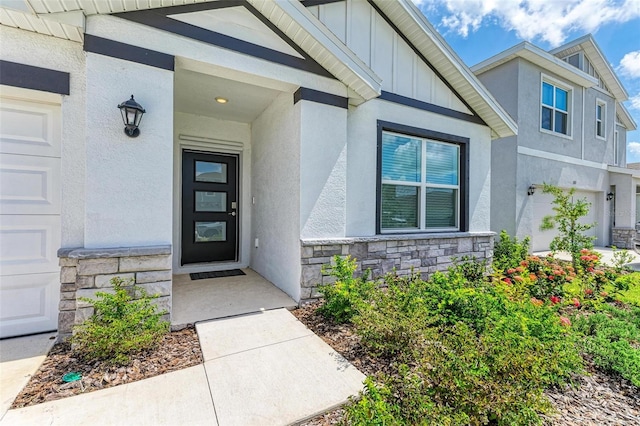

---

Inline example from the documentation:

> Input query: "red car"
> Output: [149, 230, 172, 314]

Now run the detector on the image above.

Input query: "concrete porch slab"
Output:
[199, 309, 365, 426]
[172, 269, 297, 326]
[0, 332, 56, 420]
[0, 365, 216, 426]
[196, 308, 313, 361]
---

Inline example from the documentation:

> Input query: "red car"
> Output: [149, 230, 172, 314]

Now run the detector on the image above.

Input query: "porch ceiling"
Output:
[174, 69, 281, 122]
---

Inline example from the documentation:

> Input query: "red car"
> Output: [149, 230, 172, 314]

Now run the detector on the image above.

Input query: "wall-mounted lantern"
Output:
[117, 95, 146, 137]
[606, 192, 615, 201]
[527, 185, 536, 196]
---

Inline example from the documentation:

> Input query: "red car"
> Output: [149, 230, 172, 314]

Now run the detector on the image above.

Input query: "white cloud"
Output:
[629, 94, 640, 110]
[619, 51, 640, 79]
[418, 0, 640, 47]
[628, 142, 640, 163]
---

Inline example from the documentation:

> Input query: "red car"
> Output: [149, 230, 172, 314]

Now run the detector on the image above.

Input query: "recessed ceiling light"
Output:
[215, 97, 228, 104]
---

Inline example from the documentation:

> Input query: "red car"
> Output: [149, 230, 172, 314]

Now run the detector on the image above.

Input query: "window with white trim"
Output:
[541, 80, 570, 136]
[379, 130, 462, 232]
[596, 100, 606, 139]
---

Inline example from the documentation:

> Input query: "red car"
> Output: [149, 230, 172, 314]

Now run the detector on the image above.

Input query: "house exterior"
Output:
[0, 0, 516, 339]
[472, 36, 637, 252]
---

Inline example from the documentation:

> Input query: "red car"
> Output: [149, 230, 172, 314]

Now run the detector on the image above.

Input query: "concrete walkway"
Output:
[0, 309, 365, 426]
[534, 246, 640, 267]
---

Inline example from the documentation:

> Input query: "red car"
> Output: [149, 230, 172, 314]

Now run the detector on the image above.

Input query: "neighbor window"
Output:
[596, 100, 606, 139]
[541, 80, 570, 136]
[379, 129, 463, 232]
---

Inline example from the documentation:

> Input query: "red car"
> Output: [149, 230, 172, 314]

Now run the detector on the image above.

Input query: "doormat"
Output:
[190, 269, 246, 280]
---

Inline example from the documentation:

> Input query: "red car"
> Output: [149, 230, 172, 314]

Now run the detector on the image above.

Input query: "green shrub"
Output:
[450, 255, 488, 285]
[71, 277, 169, 365]
[316, 255, 374, 324]
[493, 230, 531, 272]
[572, 304, 640, 386]
[611, 246, 635, 273]
[348, 268, 583, 425]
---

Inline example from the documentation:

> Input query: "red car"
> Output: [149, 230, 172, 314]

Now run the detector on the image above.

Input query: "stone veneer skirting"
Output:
[612, 228, 636, 249]
[57, 245, 172, 341]
[300, 232, 495, 301]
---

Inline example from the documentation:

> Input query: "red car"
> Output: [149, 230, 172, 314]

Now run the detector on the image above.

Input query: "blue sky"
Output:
[413, 0, 640, 163]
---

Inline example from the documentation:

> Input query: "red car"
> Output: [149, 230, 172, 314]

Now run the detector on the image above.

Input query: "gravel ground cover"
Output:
[11, 326, 202, 408]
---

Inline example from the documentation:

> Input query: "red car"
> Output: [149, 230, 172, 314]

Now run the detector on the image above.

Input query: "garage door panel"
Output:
[1, 216, 61, 276]
[0, 273, 59, 337]
[533, 190, 597, 252]
[0, 98, 61, 157]
[0, 154, 61, 215]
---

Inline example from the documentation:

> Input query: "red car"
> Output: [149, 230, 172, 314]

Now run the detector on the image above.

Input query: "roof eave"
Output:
[473, 42, 598, 88]
[617, 102, 638, 131]
[373, 0, 517, 139]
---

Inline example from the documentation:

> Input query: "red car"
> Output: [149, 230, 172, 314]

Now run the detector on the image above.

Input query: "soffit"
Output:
[472, 42, 598, 89]
[550, 35, 628, 101]
[372, 0, 517, 139]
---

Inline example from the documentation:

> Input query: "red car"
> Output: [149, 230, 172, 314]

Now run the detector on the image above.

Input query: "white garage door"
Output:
[532, 190, 597, 252]
[1, 94, 61, 338]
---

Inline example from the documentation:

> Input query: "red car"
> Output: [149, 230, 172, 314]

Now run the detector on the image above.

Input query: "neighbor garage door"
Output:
[0, 94, 61, 338]
[532, 190, 597, 252]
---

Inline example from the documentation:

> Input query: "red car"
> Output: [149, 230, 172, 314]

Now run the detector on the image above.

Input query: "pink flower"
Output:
[550, 296, 561, 305]
[572, 298, 580, 307]
[600, 291, 608, 298]
[503, 277, 512, 285]
[559, 316, 571, 327]
[584, 289, 593, 295]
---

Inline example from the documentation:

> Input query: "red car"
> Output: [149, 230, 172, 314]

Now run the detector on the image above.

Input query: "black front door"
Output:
[182, 150, 238, 265]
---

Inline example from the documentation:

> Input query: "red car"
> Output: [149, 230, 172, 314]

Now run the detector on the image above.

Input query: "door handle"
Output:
[229, 211, 236, 216]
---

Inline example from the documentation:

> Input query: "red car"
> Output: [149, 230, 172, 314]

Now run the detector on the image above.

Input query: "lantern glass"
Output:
[117, 95, 145, 138]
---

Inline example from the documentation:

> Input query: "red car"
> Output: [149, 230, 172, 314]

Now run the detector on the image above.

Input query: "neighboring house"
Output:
[0, 0, 516, 339]
[472, 35, 638, 252]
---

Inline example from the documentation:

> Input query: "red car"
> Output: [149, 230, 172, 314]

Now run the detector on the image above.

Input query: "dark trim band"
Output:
[114, 1, 334, 79]
[301, 0, 346, 6]
[380, 91, 485, 125]
[294, 87, 348, 109]
[367, 0, 482, 121]
[83, 35, 175, 71]
[0, 61, 70, 95]
[376, 120, 469, 234]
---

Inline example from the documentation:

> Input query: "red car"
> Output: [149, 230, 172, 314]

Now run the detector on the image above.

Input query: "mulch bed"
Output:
[11, 326, 202, 409]
[293, 302, 640, 426]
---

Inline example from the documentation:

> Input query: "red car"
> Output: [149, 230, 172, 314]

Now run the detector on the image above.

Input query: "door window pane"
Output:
[195, 191, 226, 212]
[381, 133, 421, 182]
[195, 222, 226, 242]
[426, 188, 456, 228]
[195, 161, 227, 183]
[426, 142, 458, 185]
[381, 184, 418, 229]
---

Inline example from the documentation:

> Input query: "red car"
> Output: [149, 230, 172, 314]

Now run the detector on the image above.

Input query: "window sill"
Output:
[539, 127, 573, 141]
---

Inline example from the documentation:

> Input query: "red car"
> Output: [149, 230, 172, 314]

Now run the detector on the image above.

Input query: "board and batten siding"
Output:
[308, 0, 471, 115]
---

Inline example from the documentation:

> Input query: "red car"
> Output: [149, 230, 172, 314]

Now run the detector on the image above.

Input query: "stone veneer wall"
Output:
[300, 232, 495, 301]
[57, 245, 172, 341]
[612, 228, 636, 249]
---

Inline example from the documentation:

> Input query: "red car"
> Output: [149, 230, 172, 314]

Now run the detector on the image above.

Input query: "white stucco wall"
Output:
[172, 112, 252, 272]
[85, 14, 345, 98]
[299, 101, 348, 238]
[251, 91, 301, 301]
[0, 25, 86, 248]
[346, 99, 493, 235]
[84, 53, 173, 248]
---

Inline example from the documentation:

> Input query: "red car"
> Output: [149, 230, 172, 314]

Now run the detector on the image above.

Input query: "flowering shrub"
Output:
[501, 255, 576, 300]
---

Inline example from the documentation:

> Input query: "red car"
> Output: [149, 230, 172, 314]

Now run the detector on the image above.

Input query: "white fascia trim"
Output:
[550, 35, 628, 101]
[473, 42, 598, 88]
[386, 0, 517, 138]
[608, 165, 640, 178]
[618, 102, 638, 130]
[247, 0, 381, 102]
[518, 146, 607, 170]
